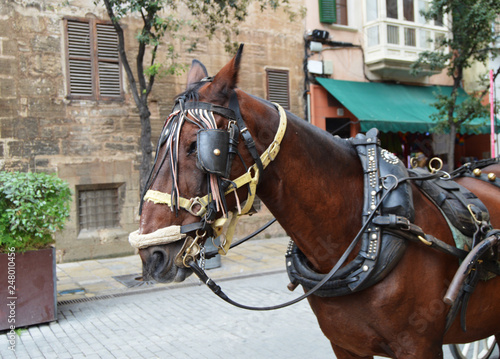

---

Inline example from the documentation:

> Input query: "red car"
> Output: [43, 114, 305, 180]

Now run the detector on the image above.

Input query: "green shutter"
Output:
[319, 0, 336, 24]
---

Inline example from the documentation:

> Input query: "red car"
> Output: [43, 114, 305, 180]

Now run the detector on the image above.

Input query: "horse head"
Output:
[131, 45, 285, 283]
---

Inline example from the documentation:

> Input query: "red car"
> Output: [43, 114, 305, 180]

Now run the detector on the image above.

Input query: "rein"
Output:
[188, 177, 401, 311]
[189, 167, 492, 311]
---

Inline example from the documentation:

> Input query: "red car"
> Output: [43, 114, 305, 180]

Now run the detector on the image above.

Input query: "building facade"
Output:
[0, 0, 302, 261]
[304, 0, 492, 168]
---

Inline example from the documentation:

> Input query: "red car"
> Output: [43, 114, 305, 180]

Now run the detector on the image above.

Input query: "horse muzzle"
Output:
[139, 243, 193, 283]
[133, 225, 207, 283]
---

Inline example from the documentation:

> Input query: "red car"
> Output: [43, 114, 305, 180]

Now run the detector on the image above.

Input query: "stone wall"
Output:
[0, 0, 299, 262]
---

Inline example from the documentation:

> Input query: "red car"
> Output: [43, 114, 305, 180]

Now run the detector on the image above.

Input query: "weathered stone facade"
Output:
[0, 0, 301, 261]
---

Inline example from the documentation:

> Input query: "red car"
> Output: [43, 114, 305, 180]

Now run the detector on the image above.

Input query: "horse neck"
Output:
[254, 109, 365, 273]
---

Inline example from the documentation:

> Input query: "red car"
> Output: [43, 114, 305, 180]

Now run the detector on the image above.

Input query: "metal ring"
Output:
[418, 235, 432, 246]
[382, 174, 398, 190]
[428, 157, 443, 173]
[196, 229, 207, 239]
[215, 234, 227, 254]
[440, 171, 451, 179]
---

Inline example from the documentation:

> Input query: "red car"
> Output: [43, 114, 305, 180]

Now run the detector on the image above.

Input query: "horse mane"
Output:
[175, 81, 206, 102]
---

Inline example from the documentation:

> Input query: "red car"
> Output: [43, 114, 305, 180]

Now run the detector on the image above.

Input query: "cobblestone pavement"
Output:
[54, 237, 290, 301]
[1, 236, 498, 358]
[3, 272, 334, 358]
[2, 270, 496, 359]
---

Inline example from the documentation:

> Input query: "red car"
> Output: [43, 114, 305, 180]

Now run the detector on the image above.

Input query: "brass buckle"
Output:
[187, 197, 207, 217]
[267, 140, 280, 162]
[182, 230, 206, 267]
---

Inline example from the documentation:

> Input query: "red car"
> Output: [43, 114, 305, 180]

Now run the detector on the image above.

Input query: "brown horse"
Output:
[134, 46, 500, 358]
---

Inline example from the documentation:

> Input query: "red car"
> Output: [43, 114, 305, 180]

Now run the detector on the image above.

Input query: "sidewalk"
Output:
[56, 236, 291, 303]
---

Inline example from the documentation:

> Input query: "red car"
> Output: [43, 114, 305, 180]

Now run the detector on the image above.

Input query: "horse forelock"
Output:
[176, 82, 204, 103]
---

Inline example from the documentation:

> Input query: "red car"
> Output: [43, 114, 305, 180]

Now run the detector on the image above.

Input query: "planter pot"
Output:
[0, 247, 57, 331]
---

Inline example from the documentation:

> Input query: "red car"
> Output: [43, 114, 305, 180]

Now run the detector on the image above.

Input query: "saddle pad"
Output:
[410, 168, 489, 238]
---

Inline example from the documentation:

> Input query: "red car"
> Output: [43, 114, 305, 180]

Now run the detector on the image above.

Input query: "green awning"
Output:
[316, 78, 495, 134]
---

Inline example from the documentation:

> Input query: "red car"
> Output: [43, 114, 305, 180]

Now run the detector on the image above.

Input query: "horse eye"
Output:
[187, 141, 197, 156]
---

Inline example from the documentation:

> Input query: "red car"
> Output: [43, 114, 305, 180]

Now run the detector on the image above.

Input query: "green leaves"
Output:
[414, 0, 499, 78]
[0, 172, 72, 253]
[411, 0, 499, 168]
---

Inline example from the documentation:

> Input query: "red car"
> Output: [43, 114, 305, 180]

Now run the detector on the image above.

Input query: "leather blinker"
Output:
[197, 129, 230, 177]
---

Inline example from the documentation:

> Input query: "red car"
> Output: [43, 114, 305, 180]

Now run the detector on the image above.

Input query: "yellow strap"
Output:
[210, 211, 242, 255]
[220, 212, 240, 255]
[260, 103, 287, 168]
[144, 190, 209, 217]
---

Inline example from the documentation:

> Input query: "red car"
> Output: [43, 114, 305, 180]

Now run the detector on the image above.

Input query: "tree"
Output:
[411, 0, 500, 170]
[97, 0, 301, 192]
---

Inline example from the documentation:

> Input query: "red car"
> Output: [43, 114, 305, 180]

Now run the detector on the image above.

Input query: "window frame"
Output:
[266, 69, 290, 110]
[64, 17, 123, 101]
[76, 183, 123, 233]
[335, 0, 348, 26]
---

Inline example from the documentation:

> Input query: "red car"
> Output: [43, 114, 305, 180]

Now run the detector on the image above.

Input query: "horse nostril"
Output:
[150, 250, 168, 275]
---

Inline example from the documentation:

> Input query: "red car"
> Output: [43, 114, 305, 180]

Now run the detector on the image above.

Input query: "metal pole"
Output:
[490, 69, 495, 158]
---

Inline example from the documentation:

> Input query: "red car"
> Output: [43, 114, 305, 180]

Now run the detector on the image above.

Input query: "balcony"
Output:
[364, 19, 448, 80]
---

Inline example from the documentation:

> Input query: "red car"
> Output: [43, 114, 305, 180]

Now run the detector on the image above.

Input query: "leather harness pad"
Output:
[410, 168, 490, 237]
[197, 129, 230, 177]
[286, 128, 413, 296]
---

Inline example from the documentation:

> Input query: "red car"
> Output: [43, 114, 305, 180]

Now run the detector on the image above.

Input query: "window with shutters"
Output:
[319, 0, 348, 25]
[65, 18, 122, 100]
[266, 69, 290, 110]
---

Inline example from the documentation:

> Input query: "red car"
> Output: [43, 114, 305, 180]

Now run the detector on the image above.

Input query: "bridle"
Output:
[129, 89, 288, 268]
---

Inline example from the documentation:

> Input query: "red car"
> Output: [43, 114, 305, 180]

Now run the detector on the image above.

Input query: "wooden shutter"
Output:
[67, 20, 94, 97]
[65, 18, 122, 100]
[96, 23, 122, 98]
[319, 0, 337, 24]
[266, 69, 290, 110]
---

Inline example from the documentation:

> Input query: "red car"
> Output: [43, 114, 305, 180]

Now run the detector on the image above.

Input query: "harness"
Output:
[129, 91, 288, 266]
[287, 129, 413, 296]
[130, 91, 499, 321]
[285, 130, 499, 329]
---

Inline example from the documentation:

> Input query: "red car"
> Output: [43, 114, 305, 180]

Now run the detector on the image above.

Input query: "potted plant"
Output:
[0, 171, 71, 331]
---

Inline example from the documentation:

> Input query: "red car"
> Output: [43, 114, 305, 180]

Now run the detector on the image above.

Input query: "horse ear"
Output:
[208, 44, 244, 96]
[186, 59, 208, 89]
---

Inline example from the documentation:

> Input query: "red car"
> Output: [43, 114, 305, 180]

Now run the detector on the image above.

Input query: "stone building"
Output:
[0, 0, 303, 261]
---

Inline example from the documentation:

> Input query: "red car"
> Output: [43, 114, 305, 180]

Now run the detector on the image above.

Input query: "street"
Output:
[1, 271, 497, 358]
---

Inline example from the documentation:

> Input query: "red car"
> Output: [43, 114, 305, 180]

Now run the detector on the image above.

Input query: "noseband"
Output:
[129, 91, 287, 266]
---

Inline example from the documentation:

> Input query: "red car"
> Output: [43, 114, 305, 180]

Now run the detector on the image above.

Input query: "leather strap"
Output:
[349, 128, 383, 290]
[229, 92, 264, 182]
[173, 100, 237, 122]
